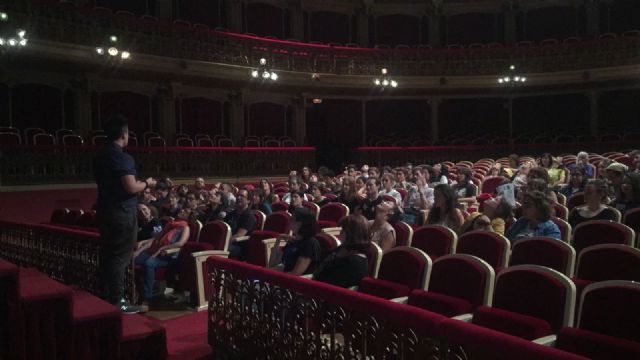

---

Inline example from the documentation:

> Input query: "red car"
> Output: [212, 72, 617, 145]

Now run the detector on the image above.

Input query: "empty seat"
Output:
[456, 231, 510, 270]
[408, 254, 494, 318]
[315, 232, 341, 261]
[410, 225, 457, 260]
[510, 237, 576, 276]
[317, 203, 349, 229]
[472, 265, 576, 342]
[480, 176, 508, 194]
[571, 220, 634, 256]
[358, 247, 431, 300]
[302, 202, 320, 220]
[0, 132, 21, 145]
[572, 244, 640, 295]
[391, 221, 413, 247]
[33, 133, 55, 146]
[147, 137, 166, 147]
[63, 134, 84, 146]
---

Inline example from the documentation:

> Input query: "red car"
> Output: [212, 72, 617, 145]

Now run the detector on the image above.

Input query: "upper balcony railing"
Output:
[6, 3, 640, 77]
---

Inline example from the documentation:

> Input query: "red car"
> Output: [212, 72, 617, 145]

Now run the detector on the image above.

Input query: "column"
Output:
[588, 91, 600, 136]
[293, 98, 306, 145]
[154, 0, 172, 19]
[156, 85, 175, 141]
[504, 8, 517, 44]
[60, 89, 66, 129]
[289, 2, 304, 40]
[229, 92, 245, 144]
[226, 0, 243, 32]
[361, 100, 367, 146]
[584, 0, 600, 37]
[430, 97, 440, 141]
[356, 8, 369, 47]
[428, 14, 440, 47]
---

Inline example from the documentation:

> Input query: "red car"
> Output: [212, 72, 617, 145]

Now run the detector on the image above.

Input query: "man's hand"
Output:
[146, 177, 157, 188]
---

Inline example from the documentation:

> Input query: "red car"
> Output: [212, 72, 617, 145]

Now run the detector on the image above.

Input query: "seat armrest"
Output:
[532, 335, 557, 346]
[348, 286, 358, 291]
[300, 274, 313, 279]
[192, 250, 229, 311]
[452, 313, 473, 322]
[164, 248, 180, 255]
[390, 296, 408, 304]
[234, 235, 249, 242]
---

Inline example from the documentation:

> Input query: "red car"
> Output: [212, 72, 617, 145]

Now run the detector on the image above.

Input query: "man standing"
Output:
[94, 115, 156, 313]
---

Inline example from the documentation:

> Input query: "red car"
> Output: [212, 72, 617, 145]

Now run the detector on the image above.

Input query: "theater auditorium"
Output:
[1, 0, 640, 359]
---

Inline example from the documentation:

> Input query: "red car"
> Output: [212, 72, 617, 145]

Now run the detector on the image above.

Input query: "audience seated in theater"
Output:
[140, 185, 156, 205]
[199, 189, 228, 222]
[337, 176, 360, 213]
[300, 166, 312, 184]
[461, 196, 513, 236]
[505, 153, 520, 178]
[193, 177, 206, 192]
[278, 208, 321, 276]
[137, 203, 163, 242]
[309, 183, 330, 207]
[251, 188, 272, 215]
[611, 172, 640, 214]
[281, 177, 310, 204]
[548, 156, 567, 188]
[506, 190, 561, 243]
[527, 168, 559, 204]
[606, 162, 628, 204]
[259, 178, 280, 204]
[313, 215, 370, 288]
[453, 168, 477, 205]
[183, 191, 204, 220]
[360, 164, 370, 178]
[521, 178, 559, 211]
[226, 189, 257, 260]
[394, 167, 412, 191]
[512, 161, 533, 190]
[355, 176, 367, 199]
[368, 166, 380, 179]
[161, 191, 182, 218]
[569, 179, 618, 227]
[573, 151, 595, 178]
[560, 167, 587, 198]
[379, 173, 402, 205]
[426, 184, 465, 232]
[317, 166, 337, 192]
[345, 164, 357, 178]
[134, 212, 190, 307]
[402, 167, 434, 224]
[369, 201, 399, 252]
[356, 178, 384, 220]
[150, 181, 170, 210]
[430, 164, 449, 186]
[597, 158, 614, 181]
[288, 190, 306, 212]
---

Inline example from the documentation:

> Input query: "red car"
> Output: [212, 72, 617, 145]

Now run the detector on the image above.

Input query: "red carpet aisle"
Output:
[162, 311, 212, 359]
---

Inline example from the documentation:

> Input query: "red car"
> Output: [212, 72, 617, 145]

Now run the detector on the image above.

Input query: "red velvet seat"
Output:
[0, 132, 21, 145]
[391, 221, 413, 247]
[252, 209, 266, 230]
[471, 265, 576, 342]
[556, 281, 640, 359]
[410, 225, 457, 260]
[317, 202, 349, 230]
[358, 246, 431, 300]
[554, 204, 569, 221]
[510, 237, 576, 276]
[567, 193, 585, 210]
[302, 202, 320, 220]
[315, 232, 340, 261]
[622, 207, 640, 242]
[456, 230, 510, 270]
[571, 220, 634, 256]
[480, 176, 508, 194]
[572, 244, 640, 298]
[246, 212, 292, 267]
[270, 201, 289, 212]
[64, 209, 84, 225]
[77, 210, 97, 228]
[408, 254, 494, 317]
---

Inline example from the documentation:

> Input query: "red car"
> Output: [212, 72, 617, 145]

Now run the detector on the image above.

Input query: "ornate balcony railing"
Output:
[0, 145, 316, 185]
[0, 220, 136, 302]
[5, 3, 640, 77]
[206, 256, 584, 359]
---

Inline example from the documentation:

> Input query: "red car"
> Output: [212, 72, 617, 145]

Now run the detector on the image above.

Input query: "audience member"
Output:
[200, 190, 228, 223]
[605, 162, 628, 202]
[379, 173, 402, 205]
[281, 177, 310, 203]
[279, 208, 321, 275]
[612, 172, 640, 214]
[259, 178, 280, 204]
[338, 176, 360, 213]
[313, 215, 370, 288]
[137, 203, 163, 242]
[402, 168, 434, 224]
[426, 184, 464, 232]
[251, 188, 273, 215]
[560, 167, 587, 198]
[288, 190, 306, 212]
[355, 176, 367, 199]
[368, 166, 380, 179]
[453, 168, 477, 205]
[369, 201, 399, 252]
[506, 191, 561, 243]
[356, 178, 384, 220]
[394, 168, 412, 190]
[309, 183, 330, 207]
[574, 151, 595, 178]
[226, 189, 257, 260]
[569, 179, 618, 227]
[548, 157, 566, 188]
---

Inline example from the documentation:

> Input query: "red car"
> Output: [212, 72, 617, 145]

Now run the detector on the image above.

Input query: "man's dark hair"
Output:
[104, 114, 129, 141]
[155, 181, 169, 192]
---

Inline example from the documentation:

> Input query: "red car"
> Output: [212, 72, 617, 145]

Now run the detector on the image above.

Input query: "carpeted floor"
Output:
[162, 311, 211, 359]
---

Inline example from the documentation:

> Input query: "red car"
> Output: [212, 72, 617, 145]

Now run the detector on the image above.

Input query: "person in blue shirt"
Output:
[506, 190, 561, 243]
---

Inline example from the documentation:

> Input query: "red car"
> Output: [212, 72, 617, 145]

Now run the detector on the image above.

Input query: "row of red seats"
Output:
[0, 258, 167, 360]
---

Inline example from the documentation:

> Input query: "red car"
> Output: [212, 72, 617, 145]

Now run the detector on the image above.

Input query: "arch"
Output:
[376, 14, 420, 46]
[309, 11, 350, 44]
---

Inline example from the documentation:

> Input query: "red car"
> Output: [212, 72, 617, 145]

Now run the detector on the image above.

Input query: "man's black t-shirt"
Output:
[94, 142, 137, 210]
[357, 196, 383, 220]
[138, 218, 163, 241]
[225, 207, 256, 235]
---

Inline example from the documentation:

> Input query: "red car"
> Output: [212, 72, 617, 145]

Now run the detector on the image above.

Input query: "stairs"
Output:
[0, 258, 167, 360]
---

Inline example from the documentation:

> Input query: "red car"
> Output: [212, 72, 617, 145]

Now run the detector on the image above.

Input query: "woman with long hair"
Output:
[426, 184, 464, 232]
[338, 176, 360, 213]
[259, 178, 280, 204]
[369, 201, 400, 252]
[280, 207, 321, 275]
[569, 179, 618, 227]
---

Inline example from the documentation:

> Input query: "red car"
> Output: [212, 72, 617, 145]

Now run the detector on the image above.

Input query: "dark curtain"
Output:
[177, 0, 221, 27]
[376, 15, 420, 46]
[100, 91, 150, 136]
[180, 97, 223, 136]
[12, 83, 63, 133]
[0, 84, 9, 126]
[309, 11, 350, 44]
[605, 0, 640, 33]
[513, 94, 588, 135]
[248, 102, 286, 136]
[525, 6, 577, 41]
[246, 2, 283, 37]
[439, 98, 508, 139]
[447, 13, 497, 45]
[599, 90, 640, 133]
[365, 100, 430, 138]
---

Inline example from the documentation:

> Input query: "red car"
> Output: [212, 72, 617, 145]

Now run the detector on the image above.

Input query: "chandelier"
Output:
[250, 58, 278, 81]
[0, 11, 28, 49]
[95, 35, 131, 60]
[497, 65, 526, 85]
[374, 68, 398, 88]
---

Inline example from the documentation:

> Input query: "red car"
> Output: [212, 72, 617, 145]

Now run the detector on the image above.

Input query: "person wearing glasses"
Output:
[225, 189, 257, 260]
[506, 191, 561, 243]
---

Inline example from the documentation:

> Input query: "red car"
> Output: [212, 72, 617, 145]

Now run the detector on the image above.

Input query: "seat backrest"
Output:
[391, 221, 413, 247]
[315, 232, 340, 261]
[510, 237, 576, 277]
[494, 265, 576, 332]
[365, 242, 383, 278]
[77, 211, 97, 228]
[263, 211, 291, 233]
[377, 246, 431, 290]
[567, 192, 585, 210]
[480, 176, 508, 194]
[302, 202, 320, 220]
[429, 254, 495, 308]
[197, 138, 214, 147]
[176, 137, 193, 147]
[554, 203, 569, 221]
[578, 280, 640, 342]
[189, 220, 203, 242]
[0, 132, 21, 145]
[64, 209, 84, 225]
[270, 202, 289, 213]
[198, 221, 231, 251]
[34, 133, 55, 146]
[572, 220, 635, 256]
[148, 136, 166, 147]
[318, 202, 349, 222]
[575, 244, 640, 282]
[456, 231, 510, 269]
[50, 208, 69, 224]
[622, 207, 640, 234]
[246, 231, 279, 267]
[411, 225, 457, 260]
[396, 188, 407, 201]
[252, 210, 266, 230]
[63, 134, 83, 146]
[550, 217, 572, 242]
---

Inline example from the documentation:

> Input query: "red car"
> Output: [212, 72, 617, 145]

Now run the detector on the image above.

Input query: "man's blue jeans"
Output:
[135, 251, 172, 300]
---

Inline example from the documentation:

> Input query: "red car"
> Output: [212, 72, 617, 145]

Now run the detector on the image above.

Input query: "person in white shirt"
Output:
[379, 173, 402, 205]
[280, 177, 310, 204]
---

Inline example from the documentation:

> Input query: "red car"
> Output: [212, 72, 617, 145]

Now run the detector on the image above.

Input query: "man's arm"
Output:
[121, 175, 156, 195]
